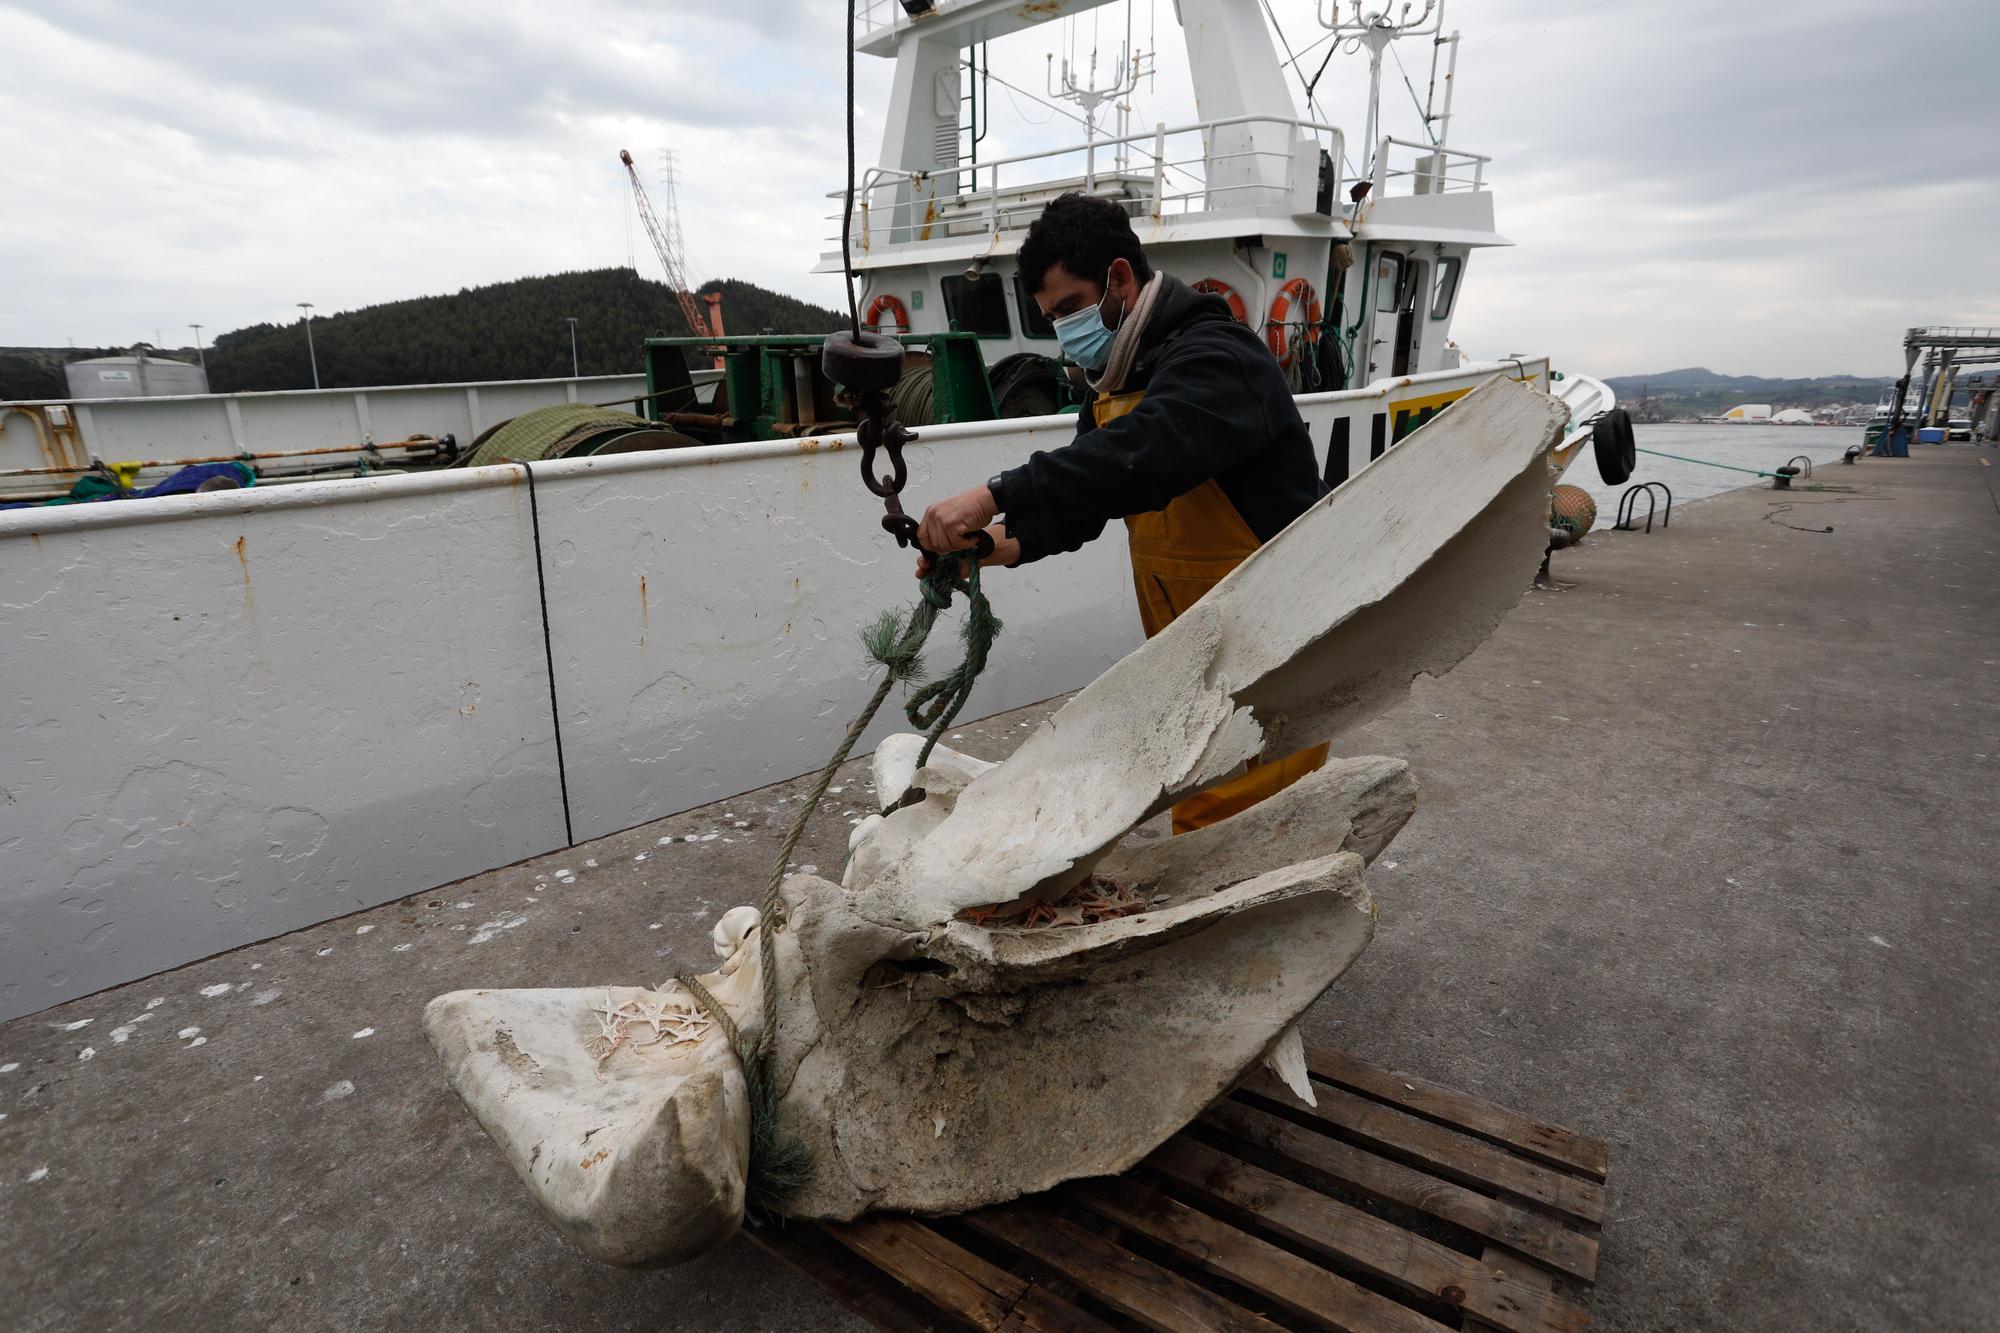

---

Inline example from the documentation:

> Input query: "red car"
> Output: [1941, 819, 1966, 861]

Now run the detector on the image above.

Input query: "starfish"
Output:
[584, 988, 714, 1078]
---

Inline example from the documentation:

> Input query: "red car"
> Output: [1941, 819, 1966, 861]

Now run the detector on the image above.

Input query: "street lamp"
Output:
[189, 324, 207, 379]
[565, 317, 580, 378]
[298, 302, 320, 389]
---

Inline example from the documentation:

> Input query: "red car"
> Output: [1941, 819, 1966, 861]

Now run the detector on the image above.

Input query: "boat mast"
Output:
[1425, 15, 1461, 151]
[1044, 4, 1141, 191]
[1318, 1, 1444, 177]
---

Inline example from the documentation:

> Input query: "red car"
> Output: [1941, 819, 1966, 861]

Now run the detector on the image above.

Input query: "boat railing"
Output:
[826, 115, 1343, 256]
[1907, 326, 2000, 341]
[854, 0, 910, 35]
[1370, 136, 1490, 198]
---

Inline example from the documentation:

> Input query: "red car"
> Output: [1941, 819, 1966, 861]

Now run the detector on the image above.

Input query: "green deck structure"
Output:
[642, 332, 1001, 444]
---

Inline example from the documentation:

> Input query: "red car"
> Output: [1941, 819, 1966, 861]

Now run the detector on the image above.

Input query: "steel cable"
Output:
[841, 0, 861, 336]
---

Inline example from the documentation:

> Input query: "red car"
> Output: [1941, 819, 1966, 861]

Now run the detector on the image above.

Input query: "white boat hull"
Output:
[0, 358, 1558, 1020]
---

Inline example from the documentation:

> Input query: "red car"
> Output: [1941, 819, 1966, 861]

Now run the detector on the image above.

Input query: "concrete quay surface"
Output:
[3, 447, 1996, 1331]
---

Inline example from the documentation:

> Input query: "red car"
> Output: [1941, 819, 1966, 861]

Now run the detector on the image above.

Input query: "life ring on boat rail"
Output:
[1265, 278, 1323, 368]
[1592, 407, 1637, 486]
[1191, 278, 1249, 325]
[864, 294, 910, 333]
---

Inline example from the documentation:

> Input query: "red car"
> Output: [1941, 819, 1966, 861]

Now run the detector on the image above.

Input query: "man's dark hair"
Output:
[1017, 192, 1154, 294]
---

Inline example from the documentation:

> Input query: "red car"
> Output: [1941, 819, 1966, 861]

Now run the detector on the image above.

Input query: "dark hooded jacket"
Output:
[995, 273, 1326, 564]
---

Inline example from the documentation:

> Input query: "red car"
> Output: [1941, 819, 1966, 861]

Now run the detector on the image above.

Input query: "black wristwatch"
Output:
[986, 473, 1010, 515]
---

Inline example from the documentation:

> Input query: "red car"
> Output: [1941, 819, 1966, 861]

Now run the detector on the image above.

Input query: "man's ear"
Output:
[1108, 257, 1137, 304]
[1104, 258, 1138, 323]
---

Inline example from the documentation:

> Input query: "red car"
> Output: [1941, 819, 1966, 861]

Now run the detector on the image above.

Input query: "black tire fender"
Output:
[1594, 408, 1636, 485]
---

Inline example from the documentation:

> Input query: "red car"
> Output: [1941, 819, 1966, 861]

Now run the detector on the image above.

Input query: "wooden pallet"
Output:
[748, 1044, 1610, 1332]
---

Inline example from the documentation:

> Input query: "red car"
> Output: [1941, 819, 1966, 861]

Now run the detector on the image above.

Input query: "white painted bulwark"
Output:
[0, 358, 1548, 1021]
[532, 422, 1139, 843]
[0, 471, 569, 1020]
[0, 373, 650, 474]
[0, 425, 1136, 1021]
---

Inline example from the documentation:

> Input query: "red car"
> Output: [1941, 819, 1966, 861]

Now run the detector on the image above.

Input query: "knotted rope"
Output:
[676, 548, 999, 1218]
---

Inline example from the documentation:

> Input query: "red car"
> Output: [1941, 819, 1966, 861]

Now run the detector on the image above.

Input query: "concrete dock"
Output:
[4, 447, 1996, 1331]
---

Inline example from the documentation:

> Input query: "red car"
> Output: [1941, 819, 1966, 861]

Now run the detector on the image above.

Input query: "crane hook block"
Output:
[823, 329, 905, 393]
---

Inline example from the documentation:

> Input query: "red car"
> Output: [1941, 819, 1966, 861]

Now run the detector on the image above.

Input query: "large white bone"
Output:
[871, 731, 997, 803]
[856, 376, 1569, 930]
[423, 971, 758, 1267]
[425, 377, 1569, 1262]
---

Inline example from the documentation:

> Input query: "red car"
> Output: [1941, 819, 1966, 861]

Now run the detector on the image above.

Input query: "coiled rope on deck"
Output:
[676, 549, 998, 1219]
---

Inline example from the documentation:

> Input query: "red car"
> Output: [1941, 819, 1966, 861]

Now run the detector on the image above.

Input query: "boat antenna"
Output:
[1046, 6, 1141, 192]
[1317, 1, 1444, 178]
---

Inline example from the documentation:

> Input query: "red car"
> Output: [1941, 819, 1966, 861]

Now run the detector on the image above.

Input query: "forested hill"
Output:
[1605, 367, 1894, 419]
[0, 270, 848, 400]
[201, 270, 847, 392]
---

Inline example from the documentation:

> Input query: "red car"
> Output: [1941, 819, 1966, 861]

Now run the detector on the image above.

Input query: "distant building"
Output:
[1720, 403, 1772, 423]
[63, 351, 208, 400]
[1770, 408, 1814, 425]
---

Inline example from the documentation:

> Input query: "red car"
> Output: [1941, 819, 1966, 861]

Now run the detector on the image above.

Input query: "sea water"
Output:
[1555, 423, 1865, 532]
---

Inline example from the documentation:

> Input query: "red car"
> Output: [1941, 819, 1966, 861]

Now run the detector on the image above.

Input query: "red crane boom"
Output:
[620, 148, 708, 340]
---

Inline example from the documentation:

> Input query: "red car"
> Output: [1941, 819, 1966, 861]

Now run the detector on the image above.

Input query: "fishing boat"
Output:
[642, 0, 1614, 477]
[0, 0, 1617, 1023]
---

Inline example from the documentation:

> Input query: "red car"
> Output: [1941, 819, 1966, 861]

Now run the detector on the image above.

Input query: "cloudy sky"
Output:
[2, 0, 1993, 377]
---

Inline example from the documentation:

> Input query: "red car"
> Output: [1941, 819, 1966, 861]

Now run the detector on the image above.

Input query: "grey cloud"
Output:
[15, 0, 840, 143]
[3, 0, 1995, 374]
[1472, 0, 1996, 197]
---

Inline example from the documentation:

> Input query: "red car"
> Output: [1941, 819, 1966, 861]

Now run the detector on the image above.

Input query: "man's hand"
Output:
[917, 483, 999, 559]
[917, 525, 1018, 578]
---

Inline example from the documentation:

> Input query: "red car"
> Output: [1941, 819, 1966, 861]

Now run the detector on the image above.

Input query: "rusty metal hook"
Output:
[858, 412, 913, 498]
[880, 494, 920, 547]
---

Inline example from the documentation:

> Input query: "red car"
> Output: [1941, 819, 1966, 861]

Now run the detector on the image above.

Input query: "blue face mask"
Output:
[1050, 272, 1119, 371]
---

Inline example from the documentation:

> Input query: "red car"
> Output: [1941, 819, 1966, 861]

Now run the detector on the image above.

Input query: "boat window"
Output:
[1373, 252, 1405, 313]
[1013, 275, 1055, 339]
[1430, 256, 1462, 320]
[940, 275, 1012, 338]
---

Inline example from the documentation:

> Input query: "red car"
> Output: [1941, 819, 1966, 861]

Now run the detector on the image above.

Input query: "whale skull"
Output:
[424, 376, 1570, 1265]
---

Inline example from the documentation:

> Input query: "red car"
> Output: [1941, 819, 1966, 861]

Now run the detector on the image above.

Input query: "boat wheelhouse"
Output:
[826, 0, 1509, 398]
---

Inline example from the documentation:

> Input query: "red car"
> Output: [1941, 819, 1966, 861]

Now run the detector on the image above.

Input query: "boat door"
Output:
[1364, 248, 1425, 380]
[1392, 256, 1425, 376]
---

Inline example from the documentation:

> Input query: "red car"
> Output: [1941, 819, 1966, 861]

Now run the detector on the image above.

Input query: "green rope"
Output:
[1634, 446, 1773, 478]
[674, 547, 997, 1218]
[896, 558, 1001, 770]
[675, 971, 810, 1223]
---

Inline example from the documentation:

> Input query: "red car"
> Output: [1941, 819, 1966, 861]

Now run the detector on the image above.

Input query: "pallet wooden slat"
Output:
[748, 1220, 946, 1333]
[1240, 1072, 1607, 1226]
[1199, 1099, 1599, 1281]
[968, 1200, 1283, 1333]
[824, 1213, 1114, 1333]
[750, 1049, 1610, 1332]
[1064, 1175, 1453, 1333]
[1465, 1249, 1559, 1333]
[1147, 1137, 1591, 1333]
[1304, 1046, 1611, 1181]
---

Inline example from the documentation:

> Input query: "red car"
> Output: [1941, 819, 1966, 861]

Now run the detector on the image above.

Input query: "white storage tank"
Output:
[63, 351, 209, 400]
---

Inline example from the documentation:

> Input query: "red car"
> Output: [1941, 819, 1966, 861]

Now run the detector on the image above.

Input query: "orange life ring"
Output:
[864, 293, 910, 333]
[1191, 278, 1249, 325]
[1265, 278, 1323, 368]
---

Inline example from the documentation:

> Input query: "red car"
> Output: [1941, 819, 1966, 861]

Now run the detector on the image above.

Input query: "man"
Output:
[915, 192, 1329, 833]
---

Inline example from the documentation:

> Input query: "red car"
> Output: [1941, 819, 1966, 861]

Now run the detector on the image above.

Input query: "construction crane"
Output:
[621, 148, 711, 341]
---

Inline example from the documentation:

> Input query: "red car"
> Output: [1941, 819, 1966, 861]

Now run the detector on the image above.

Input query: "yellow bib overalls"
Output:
[1093, 388, 1329, 834]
